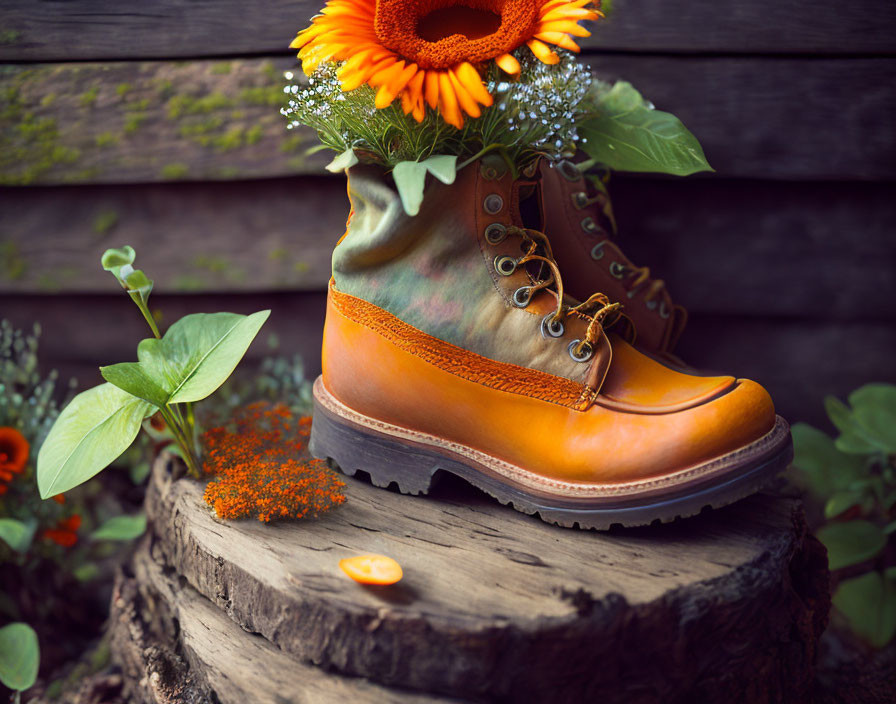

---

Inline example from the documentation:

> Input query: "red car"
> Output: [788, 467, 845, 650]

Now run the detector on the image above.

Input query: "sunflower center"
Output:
[375, 0, 541, 69]
[417, 6, 502, 42]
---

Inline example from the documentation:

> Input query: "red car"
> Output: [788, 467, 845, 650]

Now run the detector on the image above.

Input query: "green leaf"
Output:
[884, 520, 896, 535]
[90, 513, 146, 542]
[134, 310, 270, 405]
[833, 572, 896, 648]
[825, 395, 886, 455]
[848, 383, 896, 454]
[579, 81, 713, 176]
[0, 518, 36, 553]
[72, 564, 100, 582]
[790, 422, 867, 497]
[124, 268, 154, 306]
[37, 383, 154, 498]
[325, 148, 358, 173]
[392, 160, 428, 216]
[422, 155, 457, 184]
[824, 490, 866, 519]
[817, 519, 888, 570]
[100, 362, 169, 407]
[101, 246, 135, 272]
[0, 622, 39, 691]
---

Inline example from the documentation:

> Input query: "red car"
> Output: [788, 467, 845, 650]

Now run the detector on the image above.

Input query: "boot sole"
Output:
[309, 377, 793, 530]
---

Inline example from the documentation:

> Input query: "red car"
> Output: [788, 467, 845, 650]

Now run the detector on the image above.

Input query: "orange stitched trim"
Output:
[330, 285, 587, 408]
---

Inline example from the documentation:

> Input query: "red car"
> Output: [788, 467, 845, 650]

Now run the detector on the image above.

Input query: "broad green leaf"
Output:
[817, 519, 887, 570]
[101, 246, 135, 272]
[325, 148, 358, 173]
[134, 310, 270, 405]
[848, 383, 896, 454]
[100, 362, 169, 407]
[833, 572, 896, 648]
[0, 622, 39, 691]
[423, 155, 457, 184]
[392, 160, 429, 216]
[579, 81, 712, 176]
[885, 520, 896, 535]
[0, 518, 36, 553]
[825, 395, 885, 455]
[789, 422, 866, 497]
[37, 383, 154, 498]
[90, 513, 146, 542]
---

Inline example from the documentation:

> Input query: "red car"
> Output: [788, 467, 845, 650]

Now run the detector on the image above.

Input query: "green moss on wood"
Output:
[212, 63, 232, 75]
[40, 93, 57, 108]
[116, 83, 133, 98]
[160, 163, 189, 179]
[95, 132, 120, 147]
[93, 210, 119, 236]
[0, 30, 21, 45]
[79, 86, 99, 108]
[0, 241, 26, 280]
[124, 113, 146, 134]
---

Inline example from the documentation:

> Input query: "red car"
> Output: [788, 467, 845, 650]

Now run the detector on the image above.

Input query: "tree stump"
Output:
[115, 454, 830, 703]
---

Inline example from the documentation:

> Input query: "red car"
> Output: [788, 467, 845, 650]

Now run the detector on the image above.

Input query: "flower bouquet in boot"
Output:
[283, 0, 792, 529]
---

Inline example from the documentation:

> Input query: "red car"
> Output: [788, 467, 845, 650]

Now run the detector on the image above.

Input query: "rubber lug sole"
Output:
[309, 377, 793, 530]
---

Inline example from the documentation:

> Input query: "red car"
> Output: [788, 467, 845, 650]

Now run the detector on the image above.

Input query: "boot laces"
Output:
[505, 225, 622, 359]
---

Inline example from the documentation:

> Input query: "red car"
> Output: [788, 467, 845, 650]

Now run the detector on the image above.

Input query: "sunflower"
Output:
[291, 0, 601, 128]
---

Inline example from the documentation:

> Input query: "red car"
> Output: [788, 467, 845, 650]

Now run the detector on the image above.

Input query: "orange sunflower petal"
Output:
[495, 53, 521, 76]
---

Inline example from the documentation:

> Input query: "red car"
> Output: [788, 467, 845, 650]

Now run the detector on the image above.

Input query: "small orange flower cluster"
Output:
[0, 426, 29, 495]
[202, 402, 346, 523]
[43, 514, 81, 547]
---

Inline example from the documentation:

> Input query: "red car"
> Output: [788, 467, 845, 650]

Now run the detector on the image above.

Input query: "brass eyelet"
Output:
[558, 160, 581, 182]
[568, 340, 594, 363]
[609, 261, 626, 279]
[484, 223, 507, 244]
[572, 191, 588, 209]
[626, 289, 636, 299]
[659, 301, 671, 319]
[512, 286, 533, 308]
[483, 194, 504, 215]
[590, 241, 606, 260]
[645, 299, 658, 310]
[541, 314, 565, 339]
[581, 216, 599, 234]
[494, 255, 517, 276]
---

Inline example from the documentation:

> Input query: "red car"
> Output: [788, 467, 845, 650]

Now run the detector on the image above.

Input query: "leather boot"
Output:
[539, 158, 688, 363]
[310, 158, 791, 529]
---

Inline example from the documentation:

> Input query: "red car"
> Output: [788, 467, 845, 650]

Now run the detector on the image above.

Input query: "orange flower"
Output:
[43, 514, 81, 548]
[0, 427, 29, 490]
[291, 0, 601, 128]
[202, 403, 346, 522]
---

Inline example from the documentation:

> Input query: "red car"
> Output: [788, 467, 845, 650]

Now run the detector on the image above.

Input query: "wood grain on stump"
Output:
[109, 544, 453, 704]
[141, 455, 829, 703]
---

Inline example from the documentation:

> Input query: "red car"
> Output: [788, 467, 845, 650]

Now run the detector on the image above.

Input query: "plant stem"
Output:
[160, 406, 200, 477]
[128, 291, 161, 339]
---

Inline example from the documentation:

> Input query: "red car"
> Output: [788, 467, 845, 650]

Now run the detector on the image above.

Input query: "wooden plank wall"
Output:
[1, 0, 894, 428]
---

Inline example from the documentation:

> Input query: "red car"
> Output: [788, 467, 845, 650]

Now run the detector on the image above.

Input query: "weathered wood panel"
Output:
[2, 0, 894, 61]
[2, 56, 894, 185]
[2, 177, 893, 321]
[3, 293, 894, 429]
[144, 454, 827, 702]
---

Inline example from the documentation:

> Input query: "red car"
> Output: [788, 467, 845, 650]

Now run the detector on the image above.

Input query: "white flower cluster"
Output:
[278, 50, 594, 166]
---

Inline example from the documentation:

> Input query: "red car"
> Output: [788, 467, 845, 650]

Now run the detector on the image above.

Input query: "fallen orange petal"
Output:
[339, 554, 403, 585]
